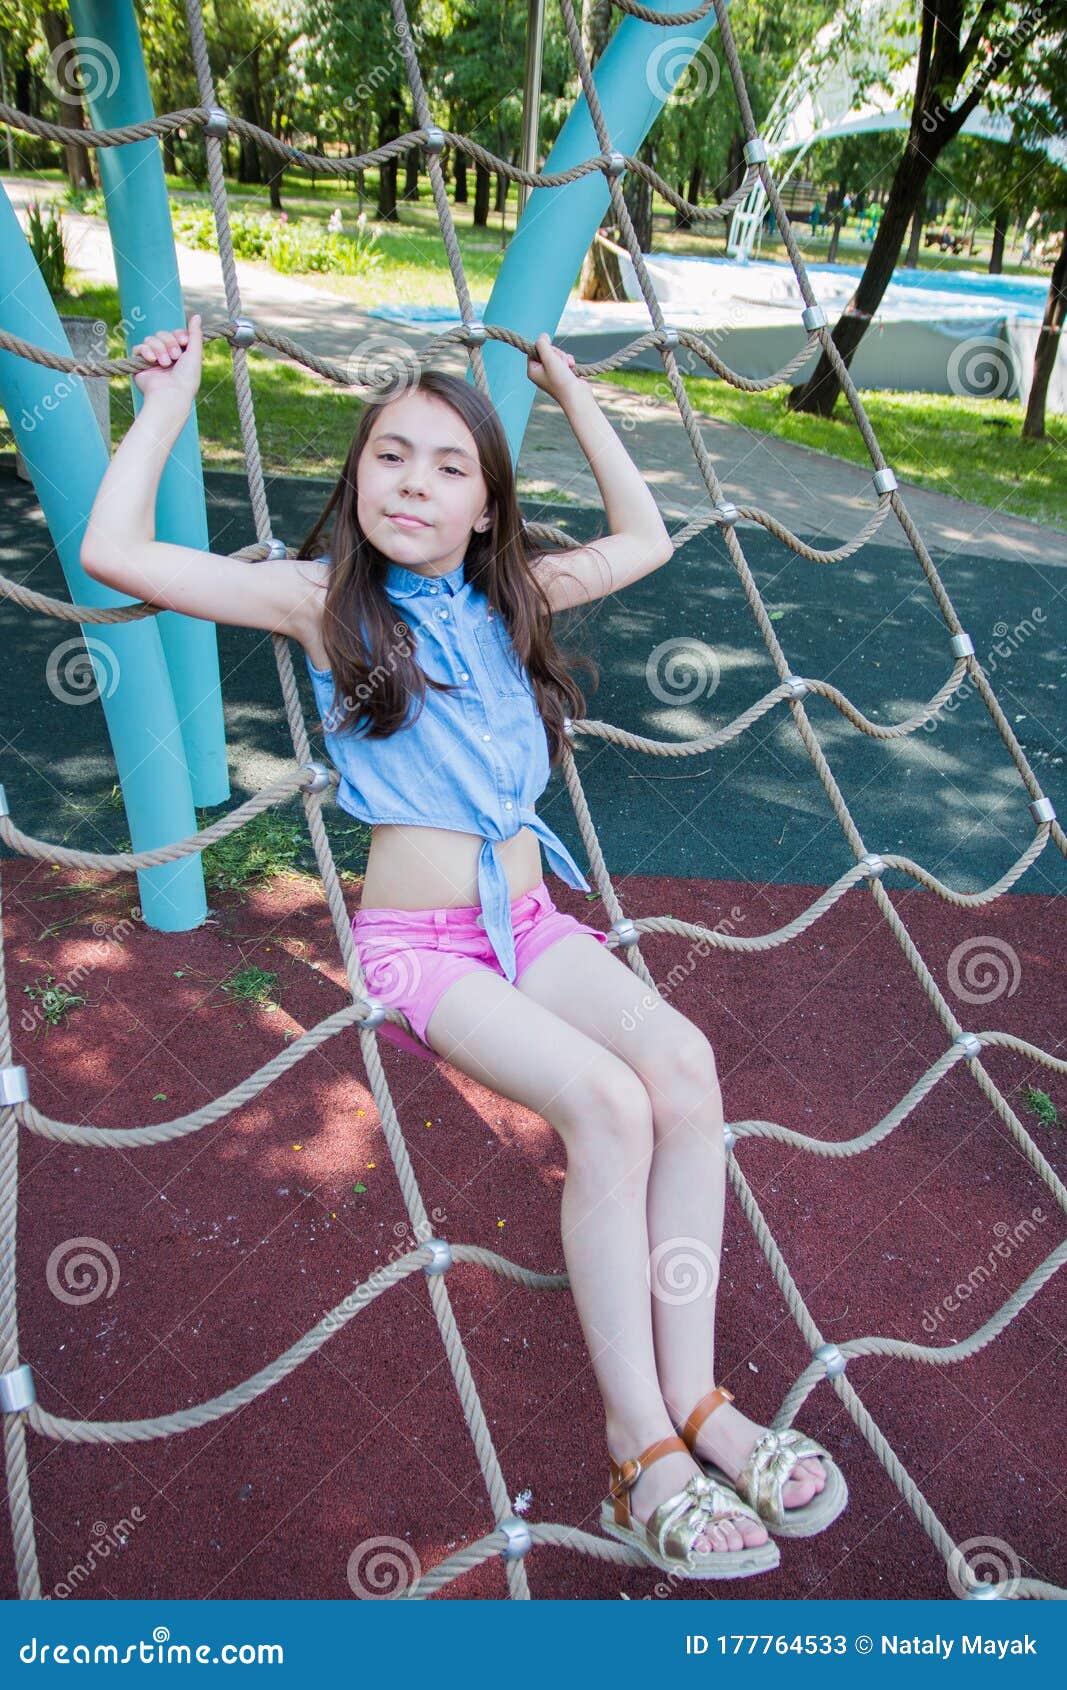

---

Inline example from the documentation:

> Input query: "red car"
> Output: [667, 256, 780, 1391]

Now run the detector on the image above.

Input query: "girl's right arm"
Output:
[79, 315, 325, 647]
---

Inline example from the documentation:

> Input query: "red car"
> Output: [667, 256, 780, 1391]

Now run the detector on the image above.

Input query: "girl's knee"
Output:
[648, 1026, 720, 1107]
[555, 1057, 654, 1162]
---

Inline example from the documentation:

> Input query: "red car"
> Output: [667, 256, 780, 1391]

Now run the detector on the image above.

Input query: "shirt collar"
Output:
[384, 556, 467, 598]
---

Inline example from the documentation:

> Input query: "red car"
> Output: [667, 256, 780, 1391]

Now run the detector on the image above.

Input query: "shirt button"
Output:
[439, 608, 449, 619]
[504, 800, 513, 810]
[460, 671, 470, 682]
[482, 732, 492, 742]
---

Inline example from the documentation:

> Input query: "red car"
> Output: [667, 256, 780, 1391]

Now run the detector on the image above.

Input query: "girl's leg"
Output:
[423, 967, 761, 1551]
[513, 934, 825, 1508]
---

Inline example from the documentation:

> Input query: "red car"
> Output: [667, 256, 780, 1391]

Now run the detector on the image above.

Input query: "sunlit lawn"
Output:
[5, 243, 1063, 528]
[593, 370, 1066, 530]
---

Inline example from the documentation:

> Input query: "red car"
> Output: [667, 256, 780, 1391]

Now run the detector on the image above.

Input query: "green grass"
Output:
[5, 264, 1062, 528]
[593, 368, 1067, 531]
[1021, 1083, 1061, 1130]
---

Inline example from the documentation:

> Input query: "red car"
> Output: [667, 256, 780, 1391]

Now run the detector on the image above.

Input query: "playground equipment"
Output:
[0, 0, 1065, 1600]
[726, 0, 1067, 259]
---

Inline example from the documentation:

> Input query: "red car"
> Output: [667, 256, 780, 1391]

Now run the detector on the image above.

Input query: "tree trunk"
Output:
[789, 139, 935, 415]
[675, 161, 703, 230]
[403, 149, 419, 201]
[576, 0, 618, 299]
[494, 169, 508, 213]
[1022, 216, 1067, 441]
[624, 147, 654, 253]
[41, 8, 94, 189]
[473, 158, 491, 226]
[377, 97, 402, 221]
[787, 0, 1012, 417]
[905, 197, 924, 267]
[989, 211, 1007, 274]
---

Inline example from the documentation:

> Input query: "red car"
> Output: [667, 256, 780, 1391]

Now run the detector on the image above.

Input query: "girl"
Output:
[80, 315, 846, 1582]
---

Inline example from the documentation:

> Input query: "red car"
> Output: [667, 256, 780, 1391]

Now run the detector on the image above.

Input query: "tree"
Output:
[575, 1, 624, 299]
[789, 0, 1067, 417]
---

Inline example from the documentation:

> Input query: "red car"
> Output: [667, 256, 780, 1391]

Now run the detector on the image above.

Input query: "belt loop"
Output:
[433, 908, 449, 940]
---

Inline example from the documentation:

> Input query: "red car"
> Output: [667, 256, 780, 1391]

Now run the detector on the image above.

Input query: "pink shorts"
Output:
[351, 879, 608, 1059]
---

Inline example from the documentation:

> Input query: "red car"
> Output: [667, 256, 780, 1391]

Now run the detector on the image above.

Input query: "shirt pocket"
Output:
[473, 613, 530, 699]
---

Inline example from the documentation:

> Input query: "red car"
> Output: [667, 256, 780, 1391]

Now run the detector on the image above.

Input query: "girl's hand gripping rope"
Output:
[526, 330, 584, 400]
[131, 313, 203, 408]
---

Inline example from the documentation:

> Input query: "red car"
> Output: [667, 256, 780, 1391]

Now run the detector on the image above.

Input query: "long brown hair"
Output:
[297, 368, 598, 766]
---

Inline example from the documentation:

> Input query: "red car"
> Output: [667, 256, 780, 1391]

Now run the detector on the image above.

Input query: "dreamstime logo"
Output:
[46, 636, 121, 706]
[318, 622, 414, 731]
[924, 607, 1046, 730]
[346, 1534, 422, 1598]
[45, 1509, 146, 1599]
[44, 36, 121, 101]
[947, 936, 1021, 1005]
[920, 1206, 1046, 1335]
[947, 335, 1022, 400]
[344, 333, 423, 404]
[14, 309, 146, 437]
[947, 1535, 1022, 1599]
[645, 636, 720, 705]
[321, 18, 429, 136]
[644, 36, 721, 102]
[621, 906, 744, 1033]
[20, 909, 143, 1037]
[646, 1238, 720, 1306]
[321, 1208, 447, 1335]
[46, 1236, 120, 1306]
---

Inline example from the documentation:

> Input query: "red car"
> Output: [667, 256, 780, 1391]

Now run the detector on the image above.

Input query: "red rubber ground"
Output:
[2, 857, 1063, 1600]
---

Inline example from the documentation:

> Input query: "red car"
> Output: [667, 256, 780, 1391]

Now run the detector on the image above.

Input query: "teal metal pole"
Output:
[0, 187, 207, 929]
[478, 0, 721, 457]
[68, 0, 229, 809]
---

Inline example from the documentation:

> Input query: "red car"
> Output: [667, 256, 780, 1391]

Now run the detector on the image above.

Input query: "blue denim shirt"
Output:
[304, 554, 592, 980]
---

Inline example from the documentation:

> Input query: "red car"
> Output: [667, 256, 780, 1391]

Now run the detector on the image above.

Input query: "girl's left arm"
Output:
[527, 334, 673, 610]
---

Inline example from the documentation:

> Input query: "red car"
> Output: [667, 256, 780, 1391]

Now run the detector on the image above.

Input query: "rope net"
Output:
[1, 0, 1064, 1601]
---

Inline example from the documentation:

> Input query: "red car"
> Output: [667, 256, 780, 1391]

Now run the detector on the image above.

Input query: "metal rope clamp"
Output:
[604, 150, 627, 178]
[952, 1032, 982, 1061]
[356, 997, 389, 1031]
[610, 918, 640, 947]
[813, 1341, 847, 1379]
[266, 538, 288, 560]
[231, 316, 256, 349]
[421, 1238, 452, 1276]
[203, 107, 228, 140]
[301, 760, 332, 793]
[714, 503, 740, 528]
[0, 1362, 36, 1414]
[1030, 796, 1056, 825]
[782, 675, 808, 699]
[459, 321, 486, 347]
[0, 1065, 29, 1108]
[743, 138, 768, 165]
[860, 853, 886, 880]
[498, 1515, 533, 1560]
[722, 1124, 737, 1152]
[422, 125, 445, 156]
[0, 783, 9, 819]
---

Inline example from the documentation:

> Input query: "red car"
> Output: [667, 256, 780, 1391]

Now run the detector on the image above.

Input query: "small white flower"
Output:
[511, 1487, 533, 1515]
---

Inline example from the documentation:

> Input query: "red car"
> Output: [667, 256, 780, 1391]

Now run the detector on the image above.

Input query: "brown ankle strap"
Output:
[609, 1434, 687, 1497]
[680, 1387, 734, 1451]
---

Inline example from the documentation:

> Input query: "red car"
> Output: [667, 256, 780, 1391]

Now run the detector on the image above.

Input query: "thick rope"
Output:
[0, 0, 1063, 1605]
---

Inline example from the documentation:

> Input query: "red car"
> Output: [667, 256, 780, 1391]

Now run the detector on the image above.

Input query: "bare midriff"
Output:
[360, 823, 544, 912]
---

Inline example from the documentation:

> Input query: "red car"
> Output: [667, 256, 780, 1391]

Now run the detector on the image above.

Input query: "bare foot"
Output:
[688, 1399, 827, 1511]
[622, 1446, 769, 1554]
